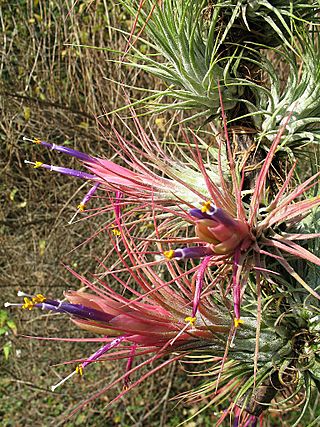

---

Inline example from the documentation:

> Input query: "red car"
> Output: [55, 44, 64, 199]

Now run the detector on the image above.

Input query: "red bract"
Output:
[65, 288, 228, 345]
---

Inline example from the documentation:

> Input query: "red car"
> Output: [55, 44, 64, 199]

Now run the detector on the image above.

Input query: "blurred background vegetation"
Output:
[0, 1, 300, 426]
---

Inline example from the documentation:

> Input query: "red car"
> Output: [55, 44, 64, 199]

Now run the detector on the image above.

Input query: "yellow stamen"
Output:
[33, 161, 43, 169]
[185, 316, 196, 326]
[201, 200, 212, 213]
[22, 297, 35, 310]
[32, 294, 46, 304]
[33, 138, 41, 144]
[111, 225, 121, 236]
[76, 364, 84, 376]
[234, 318, 244, 328]
[22, 294, 46, 310]
[163, 250, 175, 260]
[77, 203, 86, 212]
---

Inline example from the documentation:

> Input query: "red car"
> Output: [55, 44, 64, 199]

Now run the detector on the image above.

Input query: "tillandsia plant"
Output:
[116, 1, 320, 167]
[6, 0, 320, 426]
[116, 0, 245, 119]
[254, 28, 320, 154]
[218, 0, 320, 47]
[9, 109, 320, 425]
[115, 0, 320, 121]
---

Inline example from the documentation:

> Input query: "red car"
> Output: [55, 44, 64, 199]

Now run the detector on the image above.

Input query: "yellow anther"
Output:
[163, 250, 175, 260]
[32, 294, 46, 304]
[22, 297, 35, 310]
[77, 203, 86, 212]
[33, 161, 43, 169]
[33, 138, 41, 144]
[234, 318, 244, 328]
[22, 294, 45, 310]
[185, 316, 196, 326]
[201, 200, 212, 213]
[76, 364, 84, 376]
[111, 225, 121, 236]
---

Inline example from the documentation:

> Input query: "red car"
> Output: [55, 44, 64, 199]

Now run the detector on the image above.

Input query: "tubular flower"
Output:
[23, 131, 224, 209]
[165, 202, 251, 259]
[12, 289, 229, 346]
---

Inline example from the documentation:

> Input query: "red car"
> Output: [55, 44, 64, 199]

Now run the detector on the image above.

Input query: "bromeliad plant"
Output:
[6, 0, 320, 426]
[117, 0, 244, 120]
[12, 104, 320, 425]
[116, 0, 320, 124]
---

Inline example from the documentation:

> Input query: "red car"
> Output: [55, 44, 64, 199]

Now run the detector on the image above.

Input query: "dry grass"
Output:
[0, 1, 206, 425]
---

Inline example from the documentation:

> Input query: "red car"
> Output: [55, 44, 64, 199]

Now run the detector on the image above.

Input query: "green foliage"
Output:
[252, 29, 320, 156]
[0, 310, 16, 361]
[119, 0, 245, 120]
[118, 1, 320, 155]
[223, 0, 320, 46]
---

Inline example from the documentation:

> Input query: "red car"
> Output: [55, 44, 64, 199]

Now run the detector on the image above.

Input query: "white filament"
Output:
[17, 291, 33, 297]
[50, 370, 77, 392]
[68, 208, 81, 225]
[22, 136, 34, 142]
[4, 302, 22, 308]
